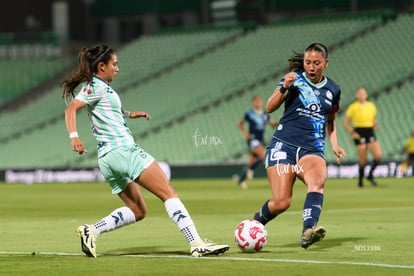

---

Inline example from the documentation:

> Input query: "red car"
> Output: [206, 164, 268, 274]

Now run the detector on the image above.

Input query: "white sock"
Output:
[94, 206, 136, 235]
[164, 197, 201, 243]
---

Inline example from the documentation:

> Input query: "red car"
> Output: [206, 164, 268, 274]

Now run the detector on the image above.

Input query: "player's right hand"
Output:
[283, 72, 298, 88]
[351, 131, 360, 140]
[71, 137, 87, 154]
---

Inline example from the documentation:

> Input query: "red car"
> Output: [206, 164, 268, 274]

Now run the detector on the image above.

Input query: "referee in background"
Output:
[344, 87, 382, 187]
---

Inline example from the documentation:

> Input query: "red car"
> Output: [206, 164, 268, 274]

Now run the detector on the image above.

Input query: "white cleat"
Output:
[76, 224, 98, 257]
[239, 181, 248, 189]
[190, 239, 229, 257]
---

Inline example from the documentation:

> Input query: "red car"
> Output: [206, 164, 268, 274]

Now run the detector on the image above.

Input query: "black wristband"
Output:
[279, 86, 288, 94]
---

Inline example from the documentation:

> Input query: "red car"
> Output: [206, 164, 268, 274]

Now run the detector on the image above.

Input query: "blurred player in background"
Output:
[61, 44, 229, 258]
[399, 131, 414, 176]
[403, 131, 414, 167]
[253, 43, 346, 249]
[344, 87, 382, 187]
[236, 95, 278, 189]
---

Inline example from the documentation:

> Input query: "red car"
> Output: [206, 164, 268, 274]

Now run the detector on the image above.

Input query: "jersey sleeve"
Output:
[331, 88, 341, 114]
[372, 102, 377, 116]
[244, 112, 250, 122]
[345, 102, 354, 118]
[75, 82, 103, 105]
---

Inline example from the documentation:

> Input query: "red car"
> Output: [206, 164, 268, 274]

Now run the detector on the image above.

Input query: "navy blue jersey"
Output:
[244, 109, 270, 142]
[273, 72, 341, 152]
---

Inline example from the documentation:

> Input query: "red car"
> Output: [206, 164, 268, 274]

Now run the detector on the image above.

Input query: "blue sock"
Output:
[238, 166, 248, 183]
[302, 192, 324, 230]
[253, 200, 277, 225]
[240, 159, 262, 183]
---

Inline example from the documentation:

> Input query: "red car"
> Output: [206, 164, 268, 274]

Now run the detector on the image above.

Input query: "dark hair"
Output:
[305, 43, 328, 58]
[61, 44, 113, 99]
[252, 95, 261, 101]
[287, 42, 328, 72]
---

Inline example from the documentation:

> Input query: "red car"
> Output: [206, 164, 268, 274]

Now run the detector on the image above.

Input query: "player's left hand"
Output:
[333, 146, 347, 164]
[141, 112, 151, 120]
[130, 111, 151, 120]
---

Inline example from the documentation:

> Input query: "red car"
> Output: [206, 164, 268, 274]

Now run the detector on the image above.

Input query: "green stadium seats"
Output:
[2, 12, 414, 168]
[0, 59, 70, 106]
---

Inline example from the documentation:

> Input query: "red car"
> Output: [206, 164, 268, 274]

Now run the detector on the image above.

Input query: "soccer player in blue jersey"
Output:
[61, 44, 229, 258]
[237, 95, 278, 189]
[252, 43, 346, 249]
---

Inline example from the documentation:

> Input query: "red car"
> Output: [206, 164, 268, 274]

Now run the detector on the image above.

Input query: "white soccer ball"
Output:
[234, 219, 268, 253]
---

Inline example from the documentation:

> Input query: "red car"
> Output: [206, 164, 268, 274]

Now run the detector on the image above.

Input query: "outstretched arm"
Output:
[124, 111, 151, 120]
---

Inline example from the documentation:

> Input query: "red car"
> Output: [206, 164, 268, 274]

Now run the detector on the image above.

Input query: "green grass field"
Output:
[1, 177, 413, 275]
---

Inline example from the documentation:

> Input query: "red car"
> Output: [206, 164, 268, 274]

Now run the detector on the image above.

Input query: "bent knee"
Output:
[130, 207, 147, 221]
[269, 198, 291, 213]
[306, 180, 325, 193]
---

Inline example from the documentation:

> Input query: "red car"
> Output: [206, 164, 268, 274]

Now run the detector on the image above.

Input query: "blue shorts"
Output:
[265, 138, 324, 168]
[98, 144, 155, 194]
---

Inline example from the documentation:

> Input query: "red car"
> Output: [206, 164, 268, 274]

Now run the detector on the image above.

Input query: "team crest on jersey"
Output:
[82, 84, 92, 95]
[295, 78, 321, 112]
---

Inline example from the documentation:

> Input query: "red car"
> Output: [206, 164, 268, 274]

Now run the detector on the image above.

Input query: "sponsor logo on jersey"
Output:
[326, 90, 333, 100]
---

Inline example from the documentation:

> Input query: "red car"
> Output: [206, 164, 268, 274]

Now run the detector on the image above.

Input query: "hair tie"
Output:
[91, 47, 110, 68]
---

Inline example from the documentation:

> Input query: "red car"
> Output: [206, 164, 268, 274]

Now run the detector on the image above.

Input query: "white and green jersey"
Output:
[76, 76, 134, 157]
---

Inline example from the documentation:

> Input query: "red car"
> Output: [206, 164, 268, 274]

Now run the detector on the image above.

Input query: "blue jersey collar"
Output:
[301, 72, 327, 88]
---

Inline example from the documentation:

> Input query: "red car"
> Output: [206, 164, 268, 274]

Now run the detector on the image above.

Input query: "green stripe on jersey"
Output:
[76, 76, 134, 157]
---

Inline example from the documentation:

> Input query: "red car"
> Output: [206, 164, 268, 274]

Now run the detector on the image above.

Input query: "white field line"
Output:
[0, 251, 413, 269]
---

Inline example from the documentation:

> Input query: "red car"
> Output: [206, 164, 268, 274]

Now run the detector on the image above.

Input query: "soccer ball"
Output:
[234, 219, 267, 253]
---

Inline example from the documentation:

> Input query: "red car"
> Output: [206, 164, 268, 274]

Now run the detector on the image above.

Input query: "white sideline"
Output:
[0, 251, 413, 269]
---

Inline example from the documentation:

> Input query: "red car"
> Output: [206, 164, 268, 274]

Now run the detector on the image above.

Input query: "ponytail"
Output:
[61, 45, 113, 100]
[287, 51, 304, 72]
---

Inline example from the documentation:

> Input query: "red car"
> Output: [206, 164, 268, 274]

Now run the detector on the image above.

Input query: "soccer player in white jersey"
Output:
[61, 44, 229, 258]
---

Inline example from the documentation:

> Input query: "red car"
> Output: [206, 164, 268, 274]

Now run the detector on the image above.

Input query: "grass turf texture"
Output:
[0, 177, 413, 275]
